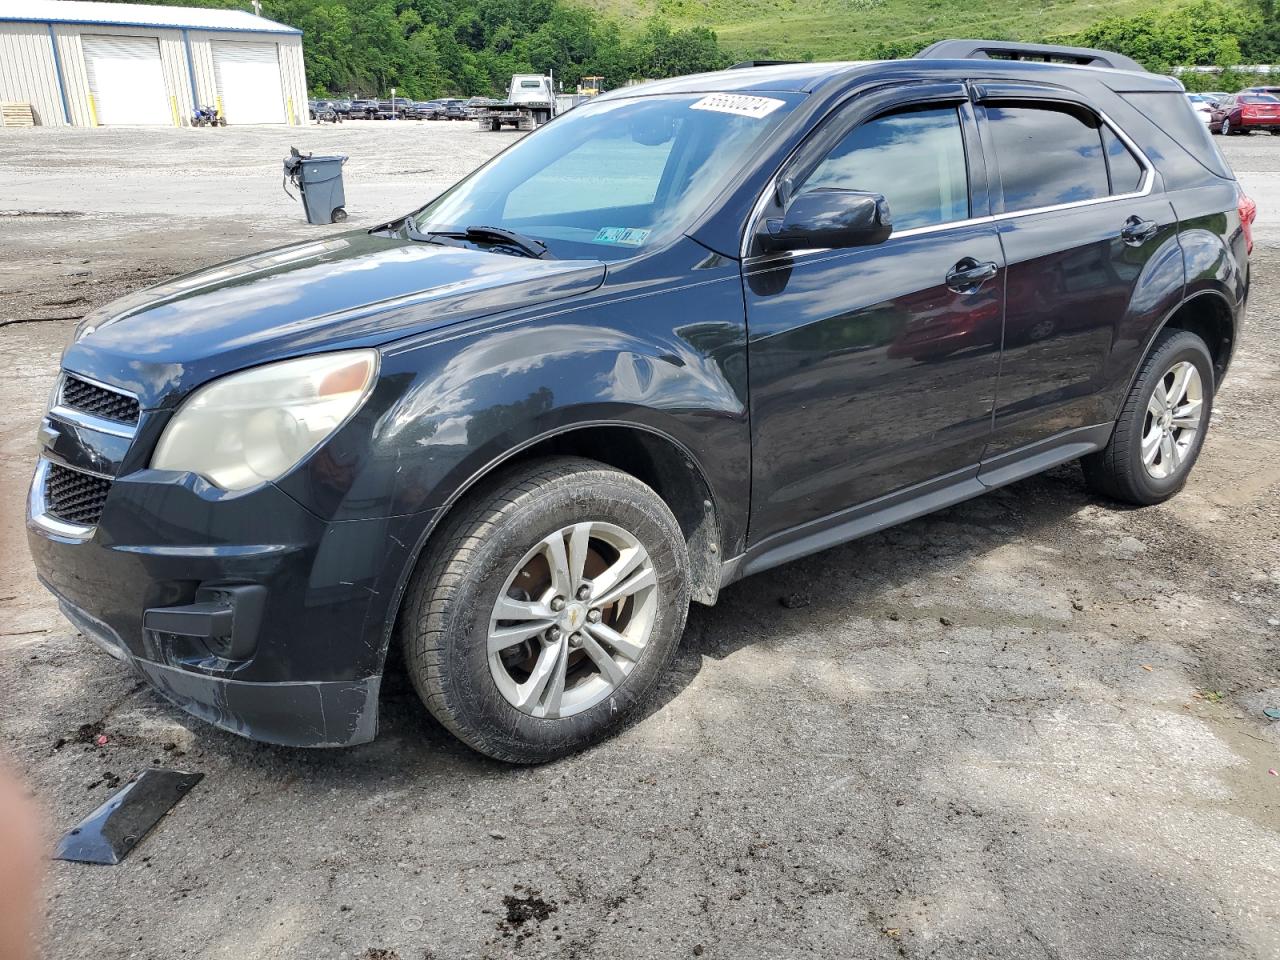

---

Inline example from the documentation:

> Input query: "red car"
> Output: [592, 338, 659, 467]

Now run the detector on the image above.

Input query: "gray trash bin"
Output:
[283, 148, 348, 225]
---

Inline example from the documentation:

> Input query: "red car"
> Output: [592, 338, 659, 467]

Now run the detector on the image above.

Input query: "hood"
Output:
[62, 232, 606, 408]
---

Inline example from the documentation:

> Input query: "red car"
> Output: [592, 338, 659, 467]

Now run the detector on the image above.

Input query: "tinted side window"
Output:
[1101, 125, 1144, 194]
[802, 106, 969, 231]
[986, 103, 1109, 212]
[1120, 91, 1233, 180]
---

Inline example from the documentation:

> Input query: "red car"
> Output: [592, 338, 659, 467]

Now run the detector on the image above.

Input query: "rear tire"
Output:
[1082, 329, 1214, 505]
[399, 457, 691, 763]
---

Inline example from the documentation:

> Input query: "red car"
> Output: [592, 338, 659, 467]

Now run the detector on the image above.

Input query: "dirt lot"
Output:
[1, 122, 1277, 960]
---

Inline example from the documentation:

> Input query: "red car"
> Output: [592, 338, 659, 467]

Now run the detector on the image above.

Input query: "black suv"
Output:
[28, 41, 1253, 762]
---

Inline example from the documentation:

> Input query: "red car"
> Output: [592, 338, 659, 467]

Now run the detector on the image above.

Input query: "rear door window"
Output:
[1101, 125, 1144, 194]
[984, 103, 1110, 212]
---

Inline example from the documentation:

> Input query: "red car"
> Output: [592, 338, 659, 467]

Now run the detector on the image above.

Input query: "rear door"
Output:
[212, 41, 285, 124]
[81, 35, 170, 126]
[744, 84, 1005, 542]
[974, 85, 1182, 458]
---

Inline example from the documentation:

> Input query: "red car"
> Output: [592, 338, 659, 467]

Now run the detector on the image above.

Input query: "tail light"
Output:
[1239, 188, 1257, 255]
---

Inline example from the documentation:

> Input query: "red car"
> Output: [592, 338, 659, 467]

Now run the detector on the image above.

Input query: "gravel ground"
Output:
[0, 122, 1277, 960]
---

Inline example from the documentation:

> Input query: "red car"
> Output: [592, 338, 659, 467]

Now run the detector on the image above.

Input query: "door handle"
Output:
[1120, 215, 1159, 245]
[945, 257, 999, 293]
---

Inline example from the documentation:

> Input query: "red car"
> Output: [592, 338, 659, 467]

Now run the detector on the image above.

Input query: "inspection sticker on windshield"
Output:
[690, 93, 786, 119]
[594, 227, 651, 246]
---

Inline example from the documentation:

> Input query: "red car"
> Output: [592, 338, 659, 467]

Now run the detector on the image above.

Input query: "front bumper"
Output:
[28, 451, 435, 748]
[55, 595, 380, 746]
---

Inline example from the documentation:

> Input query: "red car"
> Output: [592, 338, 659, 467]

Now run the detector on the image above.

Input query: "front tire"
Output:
[399, 457, 691, 763]
[1082, 329, 1214, 505]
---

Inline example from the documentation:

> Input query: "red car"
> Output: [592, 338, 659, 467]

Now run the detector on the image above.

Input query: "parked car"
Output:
[373, 97, 419, 119]
[1209, 92, 1280, 135]
[1186, 93, 1216, 125]
[348, 98, 379, 119]
[331, 99, 354, 118]
[29, 40, 1252, 762]
[437, 98, 468, 120]
[421, 99, 466, 120]
[415, 100, 442, 118]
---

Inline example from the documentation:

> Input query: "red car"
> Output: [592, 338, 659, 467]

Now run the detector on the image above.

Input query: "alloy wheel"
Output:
[488, 521, 658, 719]
[1141, 360, 1203, 480]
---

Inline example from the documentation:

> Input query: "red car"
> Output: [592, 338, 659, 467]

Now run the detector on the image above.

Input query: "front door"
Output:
[744, 85, 1005, 543]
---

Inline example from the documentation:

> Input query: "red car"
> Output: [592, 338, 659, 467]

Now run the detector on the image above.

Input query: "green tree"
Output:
[1066, 1, 1260, 71]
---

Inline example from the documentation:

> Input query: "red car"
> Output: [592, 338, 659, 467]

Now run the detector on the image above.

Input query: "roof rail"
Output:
[914, 39, 1146, 74]
[728, 60, 797, 70]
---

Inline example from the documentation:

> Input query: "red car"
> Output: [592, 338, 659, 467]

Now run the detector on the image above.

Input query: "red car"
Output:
[1209, 92, 1280, 135]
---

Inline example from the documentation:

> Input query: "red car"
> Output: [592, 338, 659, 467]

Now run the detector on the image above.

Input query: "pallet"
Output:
[0, 102, 35, 127]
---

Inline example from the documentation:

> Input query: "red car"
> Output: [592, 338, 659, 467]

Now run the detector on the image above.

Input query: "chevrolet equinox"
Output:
[28, 41, 1253, 762]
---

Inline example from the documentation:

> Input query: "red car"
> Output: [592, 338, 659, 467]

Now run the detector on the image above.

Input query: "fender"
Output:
[1118, 287, 1238, 404]
[375, 308, 750, 528]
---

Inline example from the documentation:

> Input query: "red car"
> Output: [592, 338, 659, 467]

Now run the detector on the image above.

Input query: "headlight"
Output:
[151, 350, 378, 491]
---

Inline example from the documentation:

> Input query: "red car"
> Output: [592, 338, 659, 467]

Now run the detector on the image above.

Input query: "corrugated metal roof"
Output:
[0, 0, 302, 34]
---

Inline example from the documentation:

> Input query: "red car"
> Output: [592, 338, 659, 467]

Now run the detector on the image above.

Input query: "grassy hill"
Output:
[575, 0, 1168, 61]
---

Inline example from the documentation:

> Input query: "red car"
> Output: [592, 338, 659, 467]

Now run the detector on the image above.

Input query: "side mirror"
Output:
[761, 188, 892, 253]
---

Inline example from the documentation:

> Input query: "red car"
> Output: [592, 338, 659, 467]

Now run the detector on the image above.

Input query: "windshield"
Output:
[411, 92, 804, 261]
[1241, 94, 1280, 103]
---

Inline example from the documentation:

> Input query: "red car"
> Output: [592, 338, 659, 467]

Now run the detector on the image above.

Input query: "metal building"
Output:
[0, 0, 308, 127]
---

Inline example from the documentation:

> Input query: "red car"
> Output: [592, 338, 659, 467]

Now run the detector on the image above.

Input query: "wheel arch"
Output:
[1135, 289, 1237, 393]
[385, 421, 726, 663]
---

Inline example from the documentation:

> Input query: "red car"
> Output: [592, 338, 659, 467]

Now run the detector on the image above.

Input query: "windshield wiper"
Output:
[402, 219, 554, 260]
[459, 225, 554, 259]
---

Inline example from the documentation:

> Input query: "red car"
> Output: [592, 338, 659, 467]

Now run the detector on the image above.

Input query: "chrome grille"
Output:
[43, 462, 111, 526]
[61, 375, 140, 425]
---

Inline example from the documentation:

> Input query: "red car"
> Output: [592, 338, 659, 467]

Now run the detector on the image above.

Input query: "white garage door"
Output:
[213, 41, 286, 124]
[82, 35, 170, 126]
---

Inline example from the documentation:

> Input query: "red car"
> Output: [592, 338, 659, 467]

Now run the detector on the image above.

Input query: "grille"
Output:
[61, 375, 140, 425]
[44, 462, 111, 526]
